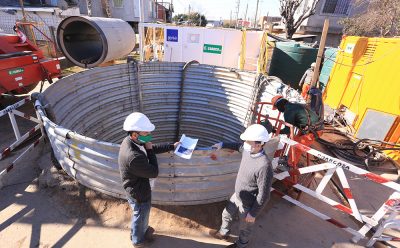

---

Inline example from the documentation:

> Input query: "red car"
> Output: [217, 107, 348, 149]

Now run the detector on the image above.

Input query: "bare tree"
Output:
[279, 0, 321, 39]
[340, 0, 400, 37]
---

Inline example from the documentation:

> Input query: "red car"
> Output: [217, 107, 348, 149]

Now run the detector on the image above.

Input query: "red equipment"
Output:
[0, 29, 61, 95]
[253, 101, 307, 187]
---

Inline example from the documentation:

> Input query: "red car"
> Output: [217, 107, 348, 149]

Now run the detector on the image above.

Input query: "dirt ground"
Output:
[1, 83, 399, 248]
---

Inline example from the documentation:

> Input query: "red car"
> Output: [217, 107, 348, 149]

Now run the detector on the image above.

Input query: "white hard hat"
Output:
[311, 62, 316, 67]
[240, 124, 270, 142]
[123, 112, 155, 132]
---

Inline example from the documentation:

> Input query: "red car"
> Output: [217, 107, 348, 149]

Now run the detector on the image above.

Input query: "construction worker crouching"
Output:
[118, 112, 179, 247]
[271, 95, 323, 167]
[209, 124, 274, 248]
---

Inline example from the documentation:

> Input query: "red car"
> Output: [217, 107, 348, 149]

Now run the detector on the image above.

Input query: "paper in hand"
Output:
[174, 134, 198, 159]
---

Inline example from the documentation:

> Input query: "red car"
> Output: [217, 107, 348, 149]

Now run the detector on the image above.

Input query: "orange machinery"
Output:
[0, 25, 60, 95]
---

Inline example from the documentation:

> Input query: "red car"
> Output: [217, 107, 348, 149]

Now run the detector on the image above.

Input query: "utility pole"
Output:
[139, 0, 145, 22]
[229, 10, 232, 28]
[244, 3, 248, 25]
[139, 0, 145, 61]
[234, 0, 240, 29]
[254, 0, 259, 28]
[199, 13, 201, 26]
[188, 4, 191, 14]
[311, 19, 329, 89]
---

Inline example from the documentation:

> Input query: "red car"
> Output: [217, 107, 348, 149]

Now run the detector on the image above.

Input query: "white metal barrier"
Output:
[0, 97, 45, 187]
[272, 136, 400, 245]
[367, 200, 400, 246]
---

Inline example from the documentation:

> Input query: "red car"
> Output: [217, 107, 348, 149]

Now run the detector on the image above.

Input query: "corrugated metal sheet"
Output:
[39, 62, 265, 205]
[38, 106, 241, 204]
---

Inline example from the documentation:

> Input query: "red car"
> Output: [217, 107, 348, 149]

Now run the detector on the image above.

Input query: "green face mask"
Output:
[138, 134, 152, 143]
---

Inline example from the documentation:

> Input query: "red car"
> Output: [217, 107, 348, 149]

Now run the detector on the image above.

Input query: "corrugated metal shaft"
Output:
[39, 62, 279, 205]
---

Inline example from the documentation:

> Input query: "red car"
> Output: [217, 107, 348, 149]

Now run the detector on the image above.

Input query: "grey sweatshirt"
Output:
[223, 142, 274, 217]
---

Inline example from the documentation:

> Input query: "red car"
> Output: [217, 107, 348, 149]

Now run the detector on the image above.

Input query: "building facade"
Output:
[298, 0, 368, 46]
[79, 0, 154, 21]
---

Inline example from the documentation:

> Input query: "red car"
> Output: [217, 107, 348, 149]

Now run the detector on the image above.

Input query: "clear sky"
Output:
[172, 0, 281, 21]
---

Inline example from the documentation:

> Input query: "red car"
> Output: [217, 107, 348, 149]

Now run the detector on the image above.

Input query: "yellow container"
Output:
[323, 36, 400, 162]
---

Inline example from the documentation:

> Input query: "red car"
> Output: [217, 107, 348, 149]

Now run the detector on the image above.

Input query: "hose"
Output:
[316, 128, 400, 171]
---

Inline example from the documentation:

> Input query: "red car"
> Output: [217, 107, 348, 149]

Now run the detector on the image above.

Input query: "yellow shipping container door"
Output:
[323, 36, 400, 162]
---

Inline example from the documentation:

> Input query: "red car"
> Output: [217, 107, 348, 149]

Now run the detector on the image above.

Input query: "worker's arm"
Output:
[221, 142, 242, 152]
[152, 143, 175, 154]
[249, 164, 274, 217]
[279, 110, 296, 135]
[279, 126, 291, 135]
[129, 151, 159, 178]
[298, 71, 307, 87]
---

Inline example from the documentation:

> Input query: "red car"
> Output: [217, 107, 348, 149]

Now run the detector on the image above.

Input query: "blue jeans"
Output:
[219, 194, 255, 248]
[127, 198, 151, 245]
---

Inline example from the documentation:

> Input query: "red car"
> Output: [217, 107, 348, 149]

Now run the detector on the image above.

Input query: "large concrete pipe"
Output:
[57, 16, 135, 68]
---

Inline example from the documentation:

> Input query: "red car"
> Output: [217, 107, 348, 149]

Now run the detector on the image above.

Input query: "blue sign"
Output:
[166, 29, 178, 42]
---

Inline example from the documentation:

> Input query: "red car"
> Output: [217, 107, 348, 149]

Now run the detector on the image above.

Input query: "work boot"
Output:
[209, 229, 228, 240]
[145, 226, 155, 242]
[132, 243, 145, 248]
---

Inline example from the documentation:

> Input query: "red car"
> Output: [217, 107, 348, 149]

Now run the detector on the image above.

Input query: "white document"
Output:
[174, 134, 198, 159]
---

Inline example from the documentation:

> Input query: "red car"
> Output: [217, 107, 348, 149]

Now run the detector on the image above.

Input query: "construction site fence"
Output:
[0, 96, 44, 187]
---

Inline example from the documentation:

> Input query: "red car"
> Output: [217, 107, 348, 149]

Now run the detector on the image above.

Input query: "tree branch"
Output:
[280, 0, 321, 38]
[293, 0, 320, 30]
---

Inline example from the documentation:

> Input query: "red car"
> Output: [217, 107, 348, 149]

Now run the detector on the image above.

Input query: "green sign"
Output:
[203, 44, 223, 54]
[8, 68, 24, 75]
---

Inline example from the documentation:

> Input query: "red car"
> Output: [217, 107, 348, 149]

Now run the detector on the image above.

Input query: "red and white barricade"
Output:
[366, 199, 400, 246]
[273, 136, 400, 245]
[0, 97, 45, 187]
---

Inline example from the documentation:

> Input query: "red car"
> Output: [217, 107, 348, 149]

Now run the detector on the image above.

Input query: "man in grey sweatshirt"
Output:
[209, 124, 274, 248]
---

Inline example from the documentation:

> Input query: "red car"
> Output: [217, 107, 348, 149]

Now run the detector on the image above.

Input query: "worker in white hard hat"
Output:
[299, 62, 316, 99]
[118, 112, 179, 247]
[209, 124, 273, 248]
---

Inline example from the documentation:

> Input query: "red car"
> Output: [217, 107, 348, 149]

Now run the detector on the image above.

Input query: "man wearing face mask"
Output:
[209, 124, 273, 248]
[118, 112, 179, 247]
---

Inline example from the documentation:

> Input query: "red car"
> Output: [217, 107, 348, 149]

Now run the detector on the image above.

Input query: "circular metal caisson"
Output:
[37, 62, 297, 205]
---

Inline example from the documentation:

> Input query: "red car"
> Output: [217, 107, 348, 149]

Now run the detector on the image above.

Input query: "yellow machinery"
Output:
[323, 36, 400, 162]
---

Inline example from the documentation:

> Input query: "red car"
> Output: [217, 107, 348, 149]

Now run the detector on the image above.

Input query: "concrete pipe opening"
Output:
[57, 16, 135, 68]
[38, 62, 295, 205]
